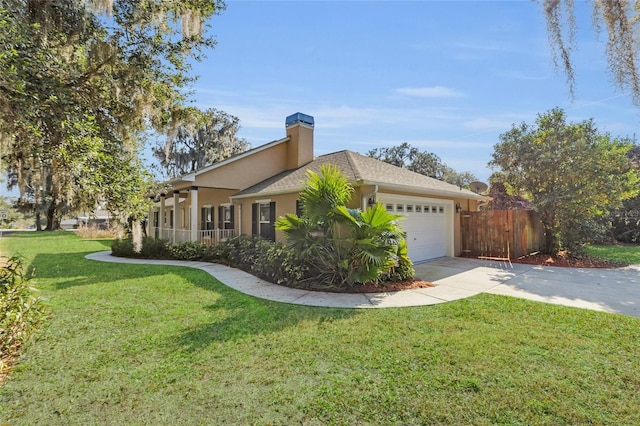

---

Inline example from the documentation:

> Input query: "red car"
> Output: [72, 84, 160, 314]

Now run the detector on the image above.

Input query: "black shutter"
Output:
[296, 200, 302, 217]
[200, 207, 205, 231]
[229, 205, 235, 229]
[218, 206, 223, 230]
[252, 203, 258, 235]
[269, 201, 276, 241]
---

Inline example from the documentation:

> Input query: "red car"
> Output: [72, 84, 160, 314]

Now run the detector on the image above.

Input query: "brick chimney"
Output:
[285, 112, 314, 170]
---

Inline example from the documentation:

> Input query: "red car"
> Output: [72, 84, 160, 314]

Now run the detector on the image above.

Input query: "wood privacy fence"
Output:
[461, 210, 545, 260]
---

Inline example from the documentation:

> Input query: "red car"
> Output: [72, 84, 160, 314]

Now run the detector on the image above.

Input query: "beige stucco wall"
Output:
[285, 123, 314, 170]
[195, 143, 290, 191]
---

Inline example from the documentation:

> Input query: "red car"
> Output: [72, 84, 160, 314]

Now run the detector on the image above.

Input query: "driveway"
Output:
[414, 257, 640, 318]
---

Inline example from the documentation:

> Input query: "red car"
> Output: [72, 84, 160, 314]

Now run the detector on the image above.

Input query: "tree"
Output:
[490, 107, 639, 253]
[0, 0, 225, 229]
[543, 0, 640, 105]
[275, 165, 413, 288]
[367, 142, 478, 187]
[152, 108, 249, 178]
[481, 172, 534, 211]
[609, 145, 640, 242]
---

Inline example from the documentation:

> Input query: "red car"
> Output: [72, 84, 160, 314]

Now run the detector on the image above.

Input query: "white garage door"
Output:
[380, 195, 451, 262]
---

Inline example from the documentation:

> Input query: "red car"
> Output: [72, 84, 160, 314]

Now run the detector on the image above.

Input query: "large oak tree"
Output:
[0, 0, 224, 229]
[152, 108, 249, 179]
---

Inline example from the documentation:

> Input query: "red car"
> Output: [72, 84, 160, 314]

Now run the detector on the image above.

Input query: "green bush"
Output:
[254, 241, 308, 286]
[139, 237, 171, 259]
[213, 236, 307, 286]
[111, 236, 173, 259]
[1, 255, 46, 364]
[110, 234, 307, 288]
[111, 237, 135, 257]
[169, 241, 211, 261]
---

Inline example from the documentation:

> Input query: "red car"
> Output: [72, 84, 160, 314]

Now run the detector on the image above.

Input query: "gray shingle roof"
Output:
[232, 150, 485, 200]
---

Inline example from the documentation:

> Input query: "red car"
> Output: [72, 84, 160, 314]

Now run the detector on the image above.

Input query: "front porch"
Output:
[152, 227, 237, 245]
[148, 186, 240, 246]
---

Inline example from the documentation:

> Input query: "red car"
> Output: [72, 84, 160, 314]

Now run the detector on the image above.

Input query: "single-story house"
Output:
[148, 113, 487, 262]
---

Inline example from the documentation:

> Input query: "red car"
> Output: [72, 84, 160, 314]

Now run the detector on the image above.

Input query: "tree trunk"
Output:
[35, 211, 42, 231]
[45, 200, 57, 230]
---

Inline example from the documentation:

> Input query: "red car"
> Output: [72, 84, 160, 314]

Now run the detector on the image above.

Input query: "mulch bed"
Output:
[330, 279, 436, 293]
[511, 250, 625, 268]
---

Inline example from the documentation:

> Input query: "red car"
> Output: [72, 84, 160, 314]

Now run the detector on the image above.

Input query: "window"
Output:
[385, 203, 394, 212]
[169, 210, 174, 228]
[415, 205, 422, 213]
[396, 204, 404, 212]
[439, 206, 445, 214]
[252, 201, 276, 241]
[153, 211, 159, 227]
[406, 205, 414, 213]
[218, 205, 235, 230]
[200, 206, 214, 230]
[431, 206, 437, 213]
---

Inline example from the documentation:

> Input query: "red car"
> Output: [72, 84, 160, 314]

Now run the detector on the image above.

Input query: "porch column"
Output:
[147, 199, 153, 237]
[159, 195, 166, 239]
[190, 186, 198, 241]
[173, 191, 179, 243]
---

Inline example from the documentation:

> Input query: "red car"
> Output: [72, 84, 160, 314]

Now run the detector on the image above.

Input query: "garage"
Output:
[379, 194, 454, 262]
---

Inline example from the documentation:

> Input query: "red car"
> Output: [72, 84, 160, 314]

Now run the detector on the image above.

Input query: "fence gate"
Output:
[460, 210, 545, 260]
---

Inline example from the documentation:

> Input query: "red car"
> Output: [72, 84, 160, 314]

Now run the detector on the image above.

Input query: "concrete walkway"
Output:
[85, 251, 640, 317]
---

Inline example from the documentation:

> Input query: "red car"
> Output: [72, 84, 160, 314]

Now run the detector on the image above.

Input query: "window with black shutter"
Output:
[252, 201, 276, 241]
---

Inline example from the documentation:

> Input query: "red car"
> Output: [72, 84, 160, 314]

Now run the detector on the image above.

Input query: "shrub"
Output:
[1, 255, 46, 375]
[111, 236, 173, 259]
[214, 236, 308, 286]
[138, 237, 171, 259]
[111, 237, 135, 257]
[169, 241, 210, 261]
[254, 241, 308, 285]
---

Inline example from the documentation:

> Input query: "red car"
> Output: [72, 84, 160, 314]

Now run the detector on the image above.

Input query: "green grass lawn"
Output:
[582, 243, 640, 265]
[2, 232, 640, 425]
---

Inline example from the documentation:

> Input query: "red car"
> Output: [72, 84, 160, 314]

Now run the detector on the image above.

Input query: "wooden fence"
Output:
[460, 210, 545, 260]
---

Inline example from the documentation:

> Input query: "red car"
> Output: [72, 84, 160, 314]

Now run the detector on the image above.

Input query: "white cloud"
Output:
[395, 86, 465, 98]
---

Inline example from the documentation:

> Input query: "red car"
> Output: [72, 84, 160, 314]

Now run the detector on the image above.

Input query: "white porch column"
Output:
[147, 202, 153, 236]
[172, 191, 179, 243]
[159, 196, 166, 239]
[190, 186, 198, 241]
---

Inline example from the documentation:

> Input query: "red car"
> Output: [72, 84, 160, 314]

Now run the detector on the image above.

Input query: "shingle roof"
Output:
[232, 150, 485, 200]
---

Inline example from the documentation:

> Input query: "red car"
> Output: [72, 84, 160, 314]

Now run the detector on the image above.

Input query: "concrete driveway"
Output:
[414, 257, 640, 318]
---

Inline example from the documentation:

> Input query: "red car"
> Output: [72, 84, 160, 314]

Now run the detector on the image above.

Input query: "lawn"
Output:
[1, 232, 640, 425]
[582, 243, 640, 265]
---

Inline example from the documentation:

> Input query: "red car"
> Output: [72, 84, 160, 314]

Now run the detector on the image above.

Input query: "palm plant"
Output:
[276, 165, 414, 288]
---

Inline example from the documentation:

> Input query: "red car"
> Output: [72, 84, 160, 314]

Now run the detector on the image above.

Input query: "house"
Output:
[148, 113, 487, 262]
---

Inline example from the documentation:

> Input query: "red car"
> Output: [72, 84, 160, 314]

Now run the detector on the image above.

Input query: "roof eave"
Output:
[230, 187, 306, 200]
[363, 181, 490, 201]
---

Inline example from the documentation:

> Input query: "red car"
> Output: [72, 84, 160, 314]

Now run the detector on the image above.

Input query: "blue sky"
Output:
[178, 0, 639, 184]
